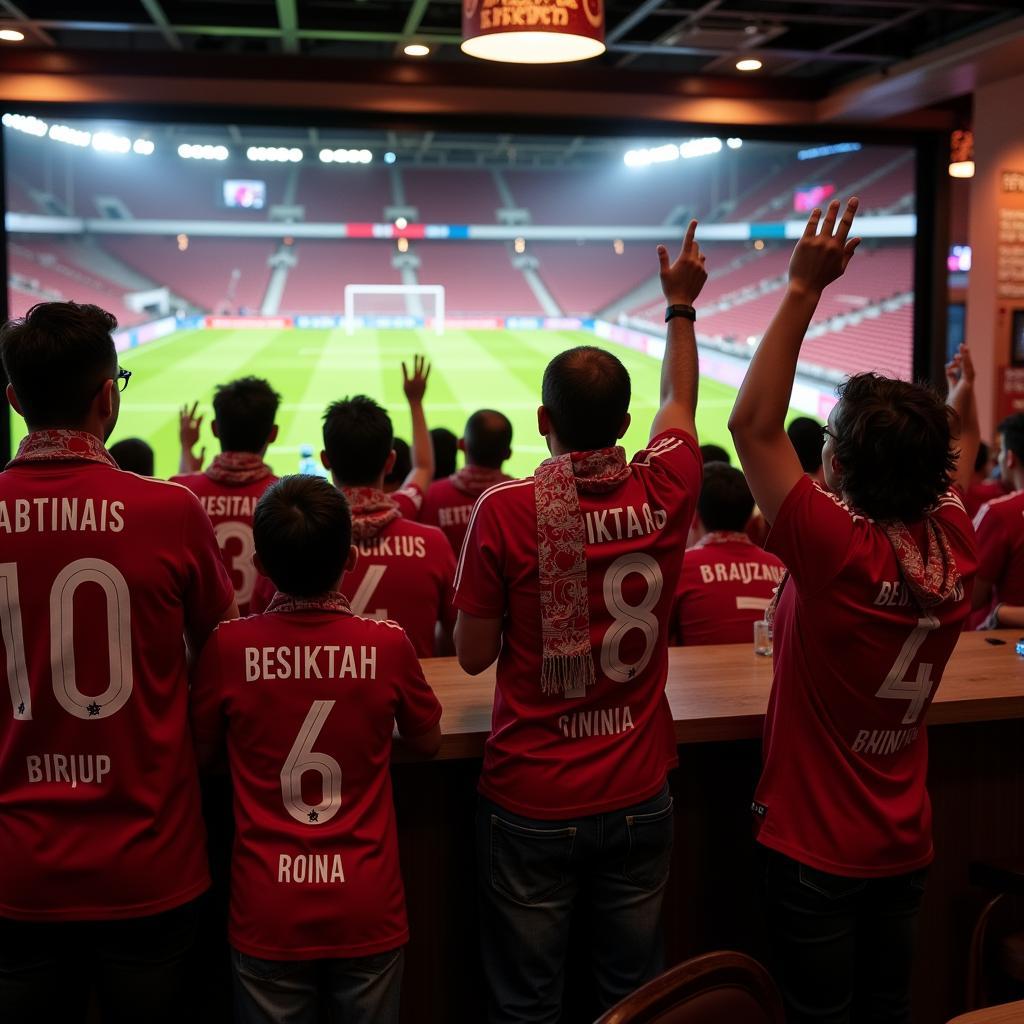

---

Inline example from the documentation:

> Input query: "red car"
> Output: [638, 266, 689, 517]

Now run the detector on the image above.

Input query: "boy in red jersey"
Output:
[190, 475, 441, 1024]
[0, 302, 236, 1023]
[728, 199, 977, 1024]
[317, 360, 455, 658]
[421, 409, 513, 555]
[453, 221, 708, 1022]
[964, 440, 1005, 518]
[174, 377, 281, 614]
[671, 462, 785, 645]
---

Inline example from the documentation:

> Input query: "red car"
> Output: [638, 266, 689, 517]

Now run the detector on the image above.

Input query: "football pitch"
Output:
[20, 327, 752, 480]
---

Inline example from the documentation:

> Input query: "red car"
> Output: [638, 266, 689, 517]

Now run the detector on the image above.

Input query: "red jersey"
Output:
[0, 432, 234, 921]
[341, 519, 456, 659]
[973, 490, 1024, 603]
[453, 430, 702, 820]
[171, 467, 278, 615]
[421, 474, 512, 555]
[671, 532, 785, 645]
[966, 479, 1006, 519]
[756, 476, 976, 876]
[190, 597, 442, 959]
[391, 483, 423, 522]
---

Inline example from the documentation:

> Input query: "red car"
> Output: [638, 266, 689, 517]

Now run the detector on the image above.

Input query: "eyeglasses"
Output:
[114, 368, 131, 393]
[822, 425, 836, 444]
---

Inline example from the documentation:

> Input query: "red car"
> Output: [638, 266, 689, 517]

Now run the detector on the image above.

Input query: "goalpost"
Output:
[344, 284, 446, 336]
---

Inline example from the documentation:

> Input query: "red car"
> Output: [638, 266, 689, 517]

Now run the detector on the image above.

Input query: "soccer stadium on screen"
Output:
[4, 117, 915, 478]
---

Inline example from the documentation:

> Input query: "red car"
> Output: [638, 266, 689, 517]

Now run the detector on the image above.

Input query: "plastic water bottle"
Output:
[298, 444, 326, 477]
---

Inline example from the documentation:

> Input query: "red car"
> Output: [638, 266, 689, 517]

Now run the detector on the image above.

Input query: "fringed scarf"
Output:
[449, 465, 511, 498]
[535, 447, 632, 696]
[7, 430, 117, 469]
[204, 452, 273, 486]
[342, 487, 402, 543]
[265, 591, 353, 616]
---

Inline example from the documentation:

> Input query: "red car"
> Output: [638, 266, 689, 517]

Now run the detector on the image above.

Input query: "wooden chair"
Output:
[594, 951, 785, 1024]
[967, 858, 1024, 1009]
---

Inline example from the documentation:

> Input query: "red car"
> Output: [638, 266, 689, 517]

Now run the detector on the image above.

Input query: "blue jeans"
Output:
[761, 847, 928, 1024]
[477, 784, 674, 1024]
[231, 945, 403, 1024]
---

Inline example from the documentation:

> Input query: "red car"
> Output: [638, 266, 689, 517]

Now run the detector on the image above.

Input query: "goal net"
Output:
[344, 284, 445, 336]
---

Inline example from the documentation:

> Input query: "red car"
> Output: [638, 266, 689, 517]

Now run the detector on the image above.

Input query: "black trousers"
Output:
[0, 897, 201, 1024]
[761, 847, 927, 1024]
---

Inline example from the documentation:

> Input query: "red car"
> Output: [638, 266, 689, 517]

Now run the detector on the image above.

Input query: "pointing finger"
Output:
[657, 245, 670, 273]
[683, 219, 697, 254]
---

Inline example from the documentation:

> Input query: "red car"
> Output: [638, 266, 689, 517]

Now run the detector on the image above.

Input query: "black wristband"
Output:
[665, 304, 696, 323]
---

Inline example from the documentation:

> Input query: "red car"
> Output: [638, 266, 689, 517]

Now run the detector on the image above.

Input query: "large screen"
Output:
[3, 115, 917, 477]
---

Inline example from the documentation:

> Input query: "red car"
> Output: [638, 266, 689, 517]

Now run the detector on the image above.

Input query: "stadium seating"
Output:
[278, 240, 403, 314]
[402, 168, 501, 223]
[532, 242, 656, 315]
[295, 164, 393, 222]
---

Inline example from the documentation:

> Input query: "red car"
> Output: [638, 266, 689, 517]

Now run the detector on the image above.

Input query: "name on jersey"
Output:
[558, 704, 634, 740]
[27, 753, 111, 788]
[438, 505, 473, 528]
[245, 644, 378, 682]
[699, 561, 785, 585]
[851, 726, 920, 756]
[585, 504, 667, 545]
[358, 535, 427, 559]
[199, 494, 259, 518]
[278, 853, 345, 885]
[873, 580, 965, 607]
[0, 498, 124, 533]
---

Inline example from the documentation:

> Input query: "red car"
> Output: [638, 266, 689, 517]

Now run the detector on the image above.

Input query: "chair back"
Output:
[594, 951, 785, 1024]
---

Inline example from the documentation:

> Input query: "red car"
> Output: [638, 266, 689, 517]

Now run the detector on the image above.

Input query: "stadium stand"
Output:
[296, 163, 393, 222]
[532, 242, 655, 316]
[278, 239, 404, 314]
[402, 168, 501, 223]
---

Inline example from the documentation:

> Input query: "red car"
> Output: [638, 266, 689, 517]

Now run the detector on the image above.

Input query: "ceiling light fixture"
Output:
[404, 43, 430, 57]
[462, 0, 605, 64]
[736, 58, 763, 72]
[0, 29, 25, 42]
[949, 128, 975, 179]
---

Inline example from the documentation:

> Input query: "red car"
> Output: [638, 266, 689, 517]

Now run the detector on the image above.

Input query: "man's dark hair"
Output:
[464, 409, 513, 469]
[0, 302, 117, 429]
[787, 416, 824, 475]
[254, 476, 352, 597]
[541, 346, 630, 452]
[385, 438, 411, 489]
[431, 427, 459, 479]
[322, 396, 394, 485]
[212, 376, 281, 453]
[109, 438, 154, 476]
[974, 440, 990, 475]
[998, 413, 1024, 463]
[699, 443, 730, 466]
[698, 462, 754, 533]
[832, 373, 956, 521]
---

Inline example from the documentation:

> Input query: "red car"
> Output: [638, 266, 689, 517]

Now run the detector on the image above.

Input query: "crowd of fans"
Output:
[0, 197, 1002, 1024]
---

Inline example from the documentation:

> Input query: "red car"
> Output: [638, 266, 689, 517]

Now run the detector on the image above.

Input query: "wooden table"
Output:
[947, 1000, 1024, 1022]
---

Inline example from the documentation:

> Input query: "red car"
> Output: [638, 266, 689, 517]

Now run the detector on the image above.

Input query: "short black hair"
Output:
[254, 476, 352, 597]
[431, 427, 459, 479]
[385, 438, 411, 488]
[698, 462, 754, 533]
[998, 413, 1024, 462]
[541, 346, 630, 452]
[1, 301, 118, 429]
[109, 438, 154, 476]
[322, 396, 394, 485]
[212, 376, 281, 453]
[832, 373, 956, 522]
[974, 440, 990, 474]
[464, 409, 512, 469]
[787, 416, 824, 474]
[699, 443, 730, 466]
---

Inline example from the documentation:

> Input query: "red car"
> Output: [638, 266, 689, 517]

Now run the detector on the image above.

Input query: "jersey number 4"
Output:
[875, 613, 940, 726]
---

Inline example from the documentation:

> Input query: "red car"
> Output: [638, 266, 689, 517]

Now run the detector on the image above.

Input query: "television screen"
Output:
[222, 179, 265, 210]
[3, 116, 918, 476]
[794, 184, 837, 213]
[948, 244, 971, 272]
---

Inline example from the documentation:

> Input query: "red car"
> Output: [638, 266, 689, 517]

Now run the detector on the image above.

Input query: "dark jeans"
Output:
[231, 946, 404, 1024]
[761, 847, 928, 1024]
[0, 897, 200, 1024]
[477, 784, 674, 1024]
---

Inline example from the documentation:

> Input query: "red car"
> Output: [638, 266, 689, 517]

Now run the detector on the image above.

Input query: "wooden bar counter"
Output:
[393, 632, 1024, 1023]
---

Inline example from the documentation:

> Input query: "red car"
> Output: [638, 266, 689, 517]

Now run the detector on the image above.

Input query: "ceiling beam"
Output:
[0, 0, 54, 46]
[275, 0, 299, 55]
[606, 0, 669, 45]
[608, 42, 893, 63]
[138, 0, 181, 51]
[403, 0, 433, 37]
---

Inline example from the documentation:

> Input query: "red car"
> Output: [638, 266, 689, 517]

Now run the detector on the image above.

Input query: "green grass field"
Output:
[16, 327, 750, 480]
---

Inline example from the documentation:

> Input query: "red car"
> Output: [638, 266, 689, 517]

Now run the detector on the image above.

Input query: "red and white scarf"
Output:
[7, 429, 117, 469]
[693, 531, 752, 549]
[342, 486, 402, 543]
[205, 452, 273, 486]
[766, 515, 961, 626]
[535, 447, 631, 695]
[449, 465, 511, 498]
[266, 591, 353, 615]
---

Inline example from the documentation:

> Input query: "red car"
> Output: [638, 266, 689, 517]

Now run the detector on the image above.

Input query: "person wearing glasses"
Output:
[728, 200, 978, 1024]
[0, 302, 237, 1024]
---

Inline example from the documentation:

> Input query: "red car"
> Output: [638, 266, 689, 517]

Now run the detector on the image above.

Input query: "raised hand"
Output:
[179, 401, 206, 472]
[945, 343, 975, 392]
[789, 197, 861, 296]
[657, 219, 708, 305]
[402, 355, 431, 404]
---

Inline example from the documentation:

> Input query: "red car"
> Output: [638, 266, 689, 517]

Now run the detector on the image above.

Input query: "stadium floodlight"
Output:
[247, 145, 302, 162]
[384, 152, 397, 164]
[625, 138, 722, 168]
[92, 131, 131, 154]
[49, 124, 91, 147]
[178, 143, 229, 160]
[132, 138, 155, 155]
[726, 138, 743, 150]
[2, 113, 48, 137]
[345, 284, 445, 337]
[797, 142, 861, 161]
[679, 137, 722, 159]
[394, 216, 408, 229]
[319, 148, 373, 165]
